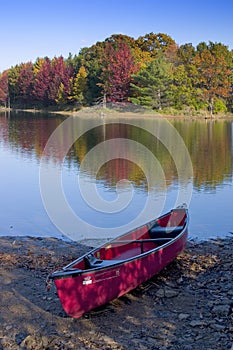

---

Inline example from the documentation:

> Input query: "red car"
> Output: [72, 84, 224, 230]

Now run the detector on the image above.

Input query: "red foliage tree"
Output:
[33, 56, 73, 105]
[33, 57, 52, 104]
[101, 41, 139, 102]
[17, 62, 34, 103]
[0, 71, 8, 106]
[48, 56, 73, 102]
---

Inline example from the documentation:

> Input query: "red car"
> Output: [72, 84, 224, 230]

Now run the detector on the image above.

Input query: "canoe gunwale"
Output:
[49, 209, 189, 281]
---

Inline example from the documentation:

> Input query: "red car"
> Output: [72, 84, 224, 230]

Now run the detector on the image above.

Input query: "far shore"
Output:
[1, 105, 233, 120]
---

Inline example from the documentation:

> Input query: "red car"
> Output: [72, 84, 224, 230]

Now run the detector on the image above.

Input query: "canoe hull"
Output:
[54, 226, 187, 318]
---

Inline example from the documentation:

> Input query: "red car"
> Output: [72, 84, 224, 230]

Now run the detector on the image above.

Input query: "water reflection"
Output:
[173, 120, 233, 190]
[0, 111, 232, 240]
[0, 112, 63, 160]
[1, 114, 232, 191]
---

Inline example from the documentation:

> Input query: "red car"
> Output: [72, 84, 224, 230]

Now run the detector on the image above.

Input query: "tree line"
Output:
[0, 32, 233, 115]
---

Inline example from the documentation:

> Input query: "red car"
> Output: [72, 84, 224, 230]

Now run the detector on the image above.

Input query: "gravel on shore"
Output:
[0, 235, 232, 350]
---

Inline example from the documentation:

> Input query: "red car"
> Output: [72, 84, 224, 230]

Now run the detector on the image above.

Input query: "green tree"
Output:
[170, 64, 202, 110]
[213, 98, 227, 113]
[130, 55, 172, 109]
[78, 43, 105, 104]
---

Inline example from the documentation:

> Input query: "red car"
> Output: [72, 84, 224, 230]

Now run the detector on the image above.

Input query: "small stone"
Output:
[101, 335, 117, 345]
[189, 320, 207, 327]
[182, 346, 193, 350]
[178, 313, 190, 321]
[15, 333, 26, 345]
[155, 287, 179, 298]
[164, 287, 179, 298]
[212, 304, 230, 316]
[210, 323, 225, 331]
[155, 288, 165, 298]
[177, 277, 184, 284]
[215, 241, 224, 247]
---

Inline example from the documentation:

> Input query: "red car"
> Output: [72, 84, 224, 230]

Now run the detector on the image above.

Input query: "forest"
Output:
[0, 32, 233, 115]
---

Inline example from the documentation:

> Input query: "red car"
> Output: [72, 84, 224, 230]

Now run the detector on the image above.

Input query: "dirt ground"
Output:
[0, 235, 232, 350]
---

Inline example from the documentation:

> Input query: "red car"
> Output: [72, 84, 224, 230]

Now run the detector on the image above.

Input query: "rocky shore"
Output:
[0, 235, 232, 350]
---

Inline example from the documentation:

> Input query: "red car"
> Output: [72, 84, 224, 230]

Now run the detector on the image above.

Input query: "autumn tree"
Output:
[49, 56, 72, 103]
[0, 71, 9, 107]
[33, 56, 73, 105]
[17, 62, 34, 105]
[101, 40, 138, 102]
[33, 57, 52, 105]
[104, 34, 136, 49]
[7, 65, 21, 106]
[227, 49, 233, 112]
[194, 42, 233, 115]
[177, 43, 196, 65]
[55, 83, 67, 105]
[136, 33, 176, 57]
[33, 58, 45, 75]
[105, 34, 153, 71]
[68, 66, 88, 106]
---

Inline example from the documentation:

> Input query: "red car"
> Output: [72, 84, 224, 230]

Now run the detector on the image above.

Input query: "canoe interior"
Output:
[50, 208, 188, 318]
[66, 208, 187, 272]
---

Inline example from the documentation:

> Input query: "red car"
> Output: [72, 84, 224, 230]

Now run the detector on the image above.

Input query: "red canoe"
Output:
[48, 207, 189, 318]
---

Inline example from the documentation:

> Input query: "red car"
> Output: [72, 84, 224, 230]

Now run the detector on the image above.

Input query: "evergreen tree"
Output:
[78, 44, 104, 104]
[130, 55, 172, 109]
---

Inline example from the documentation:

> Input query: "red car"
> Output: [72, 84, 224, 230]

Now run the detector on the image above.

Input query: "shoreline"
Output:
[1, 106, 233, 120]
[0, 235, 232, 349]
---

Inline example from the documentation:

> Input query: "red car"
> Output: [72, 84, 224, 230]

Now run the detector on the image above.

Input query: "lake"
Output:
[0, 110, 232, 242]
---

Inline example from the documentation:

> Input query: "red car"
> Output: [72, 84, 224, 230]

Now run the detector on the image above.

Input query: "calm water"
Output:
[0, 111, 232, 241]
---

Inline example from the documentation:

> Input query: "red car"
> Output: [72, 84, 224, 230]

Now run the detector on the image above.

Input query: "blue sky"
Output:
[0, 0, 233, 72]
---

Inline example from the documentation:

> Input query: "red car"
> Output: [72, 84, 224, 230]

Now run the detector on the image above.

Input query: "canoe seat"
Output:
[84, 253, 122, 269]
[149, 225, 183, 239]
